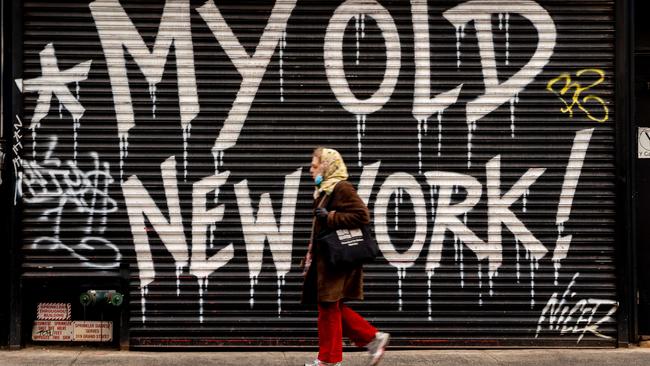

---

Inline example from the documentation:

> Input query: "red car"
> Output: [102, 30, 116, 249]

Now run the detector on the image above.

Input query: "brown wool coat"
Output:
[301, 180, 370, 305]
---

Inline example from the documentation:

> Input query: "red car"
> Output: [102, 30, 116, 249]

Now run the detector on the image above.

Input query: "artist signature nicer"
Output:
[535, 273, 618, 343]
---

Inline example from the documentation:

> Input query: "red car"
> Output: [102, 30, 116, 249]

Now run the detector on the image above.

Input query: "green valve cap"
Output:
[110, 293, 124, 306]
[80, 292, 93, 306]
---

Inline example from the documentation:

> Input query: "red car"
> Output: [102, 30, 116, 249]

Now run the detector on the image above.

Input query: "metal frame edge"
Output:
[615, 0, 637, 347]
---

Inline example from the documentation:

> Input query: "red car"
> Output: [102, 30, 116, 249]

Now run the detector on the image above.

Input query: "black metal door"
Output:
[16, 0, 619, 348]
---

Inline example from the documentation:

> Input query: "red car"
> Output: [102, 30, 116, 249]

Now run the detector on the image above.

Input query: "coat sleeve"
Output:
[326, 181, 370, 229]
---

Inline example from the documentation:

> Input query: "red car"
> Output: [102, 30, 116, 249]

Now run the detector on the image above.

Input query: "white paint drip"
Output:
[460, 241, 464, 288]
[505, 13, 510, 66]
[75, 82, 80, 100]
[32, 128, 38, 159]
[85, 152, 101, 234]
[455, 25, 465, 67]
[423, 117, 428, 135]
[454, 233, 458, 262]
[361, 13, 366, 38]
[280, 29, 286, 102]
[277, 273, 286, 317]
[250, 274, 258, 309]
[437, 112, 442, 157]
[510, 93, 519, 137]
[417, 119, 423, 174]
[397, 267, 405, 311]
[427, 269, 433, 320]
[499, 13, 503, 31]
[73, 117, 80, 163]
[198, 278, 205, 323]
[140, 286, 147, 324]
[149, 82, 157, 119]
[355, 14, 360, 65]
[467, 120, 473, 168]
[523, 188, 528, 213]
[554, 225, 565, 284]
[430, 186, 436, 218]
[516, 237, 520, 283]
[395, 188, 402, 231]
[100, 159, 109, 231]
[183, 126, 190, 181]
[530, 258, 535, 308]
[488, 271, 494, 297]
[119, 135, 128, 180]
[209, 224, 215, 249]
[356, 115, 366, 166]
[176, 264, 183, 296]
[478, 262, 483, 306]
[59, 100, 63, 119]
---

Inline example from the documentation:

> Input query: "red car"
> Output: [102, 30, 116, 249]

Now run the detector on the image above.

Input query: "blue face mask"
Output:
[314, 175, 323, 186]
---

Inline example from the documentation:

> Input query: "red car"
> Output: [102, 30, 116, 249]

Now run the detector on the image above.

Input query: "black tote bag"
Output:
[316, 225, 380, 269]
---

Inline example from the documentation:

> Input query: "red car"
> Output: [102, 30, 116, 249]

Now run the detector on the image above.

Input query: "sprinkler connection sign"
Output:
[32, 321, 112, 342]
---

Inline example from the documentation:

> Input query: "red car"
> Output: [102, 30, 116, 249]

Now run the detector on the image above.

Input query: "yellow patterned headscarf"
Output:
[316, 148, 349, 196]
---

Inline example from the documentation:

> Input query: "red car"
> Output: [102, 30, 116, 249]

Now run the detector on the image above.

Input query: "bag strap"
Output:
[309, 193, 331, 249]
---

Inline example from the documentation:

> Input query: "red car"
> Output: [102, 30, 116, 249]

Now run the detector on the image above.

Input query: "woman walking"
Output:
[301, 147, 390, 366]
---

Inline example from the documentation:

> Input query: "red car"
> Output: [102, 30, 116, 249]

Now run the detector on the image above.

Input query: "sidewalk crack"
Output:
[69, 350, 82, 366]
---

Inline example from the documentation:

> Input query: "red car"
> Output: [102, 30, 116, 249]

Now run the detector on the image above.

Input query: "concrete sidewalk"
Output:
[2, 347, 650, 366]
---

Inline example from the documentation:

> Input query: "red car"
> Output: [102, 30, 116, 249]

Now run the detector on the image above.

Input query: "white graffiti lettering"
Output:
[234, 169, 302, 313]
[444, 0, 556, 166]
[197, 0, 297, 168]
[22, 136, 120, 268]
[122, 156, 189, 289]
[444, 0, 556, 124]
[90, 0, 198, 178]
[325, 0, 401, 116]
[552, 129, 594, 284]
[15, 43, 91, 128]
[536, 273, 618, 342]
[411, 0, 463, 123]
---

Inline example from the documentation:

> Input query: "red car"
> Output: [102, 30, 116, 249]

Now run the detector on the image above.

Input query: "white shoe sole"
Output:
[368, 333, 390, 366]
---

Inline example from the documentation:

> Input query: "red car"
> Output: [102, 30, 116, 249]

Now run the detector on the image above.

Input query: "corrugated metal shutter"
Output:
[18, 0, 617, 347]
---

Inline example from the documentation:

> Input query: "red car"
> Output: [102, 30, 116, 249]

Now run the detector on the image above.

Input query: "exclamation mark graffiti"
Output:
[553, 128, 594, 285]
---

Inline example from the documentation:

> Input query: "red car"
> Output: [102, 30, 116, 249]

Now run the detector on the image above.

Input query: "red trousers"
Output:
[317, 301, 377, 363]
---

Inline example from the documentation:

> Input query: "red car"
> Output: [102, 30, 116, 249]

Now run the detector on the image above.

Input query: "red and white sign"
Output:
[32, 320, 74, 341]
[73, 321, 113, 342]
[37, 302, 71, 320]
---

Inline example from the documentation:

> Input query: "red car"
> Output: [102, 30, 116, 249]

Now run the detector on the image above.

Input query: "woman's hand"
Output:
[314, 207, 329, 220]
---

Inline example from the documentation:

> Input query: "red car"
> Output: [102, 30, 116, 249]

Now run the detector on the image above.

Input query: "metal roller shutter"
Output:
[17, 0, 617, 347]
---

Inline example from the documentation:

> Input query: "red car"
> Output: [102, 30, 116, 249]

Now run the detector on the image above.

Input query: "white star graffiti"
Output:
[16, 42, 92, 128]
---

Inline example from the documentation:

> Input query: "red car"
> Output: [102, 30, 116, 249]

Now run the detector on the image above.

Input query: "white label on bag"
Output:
[336, 229, 352, 240]
[337, 229, 364, 246]
[349, 228, 362, 237]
